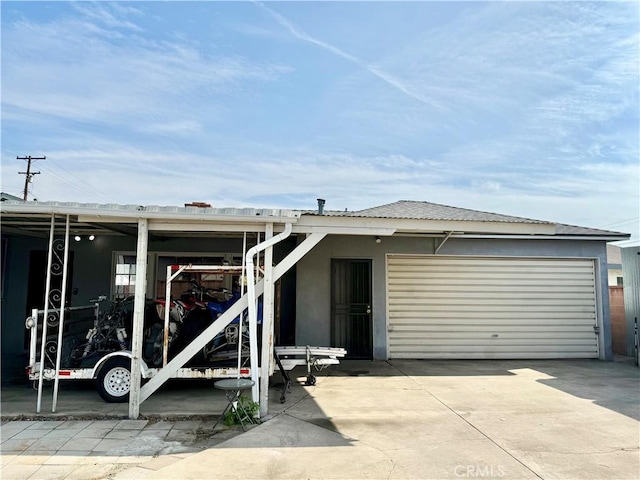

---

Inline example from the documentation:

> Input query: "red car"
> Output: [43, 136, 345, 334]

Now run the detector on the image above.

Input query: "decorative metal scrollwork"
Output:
[51, 239, 65, 276]
[40, 235, 68, 369]
[48, 288, 62, 306]
[46, 311, 60, 328]
[44, 341, 58, 367]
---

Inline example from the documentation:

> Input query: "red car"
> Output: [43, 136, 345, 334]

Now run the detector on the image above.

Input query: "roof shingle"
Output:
[298, 200, 628, 237]
[304, 200, 550, 224]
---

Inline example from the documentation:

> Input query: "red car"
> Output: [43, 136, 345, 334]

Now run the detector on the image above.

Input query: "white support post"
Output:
[164, 264, 188, 367]
[52, 215, 70, 412]
[237, 232, 247, 375]
[128, 218, 149, 419]
[163, 265, 172, 367]
[36, 215, 56, 414]
[259, 224, 274, 417]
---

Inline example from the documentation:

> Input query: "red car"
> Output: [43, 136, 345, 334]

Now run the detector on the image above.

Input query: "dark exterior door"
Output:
[331, 259, 372, 359]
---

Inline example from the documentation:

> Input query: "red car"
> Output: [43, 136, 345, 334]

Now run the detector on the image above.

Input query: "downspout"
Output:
[245, 222, 292, 404]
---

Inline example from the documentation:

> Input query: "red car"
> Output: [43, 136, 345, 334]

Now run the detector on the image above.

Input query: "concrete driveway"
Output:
[2, 359, 639, 479]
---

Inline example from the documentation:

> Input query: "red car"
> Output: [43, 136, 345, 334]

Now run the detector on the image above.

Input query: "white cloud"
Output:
[2, 9, 292, 129]
[70, 2, 144, 31]
[256, 1, 445, 110]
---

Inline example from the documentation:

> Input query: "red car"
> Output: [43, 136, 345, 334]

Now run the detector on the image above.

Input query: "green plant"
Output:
[223, 395, 260, 426]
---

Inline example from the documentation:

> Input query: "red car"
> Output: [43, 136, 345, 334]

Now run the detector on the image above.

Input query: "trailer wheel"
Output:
[96, 357, 131, 403]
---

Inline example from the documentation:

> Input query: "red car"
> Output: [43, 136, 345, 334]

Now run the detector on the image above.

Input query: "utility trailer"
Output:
[25, 304, 253, 405]
[25, 264, 259, 409]
[25, 263, 346, 410]
[274, 345, 347, 402]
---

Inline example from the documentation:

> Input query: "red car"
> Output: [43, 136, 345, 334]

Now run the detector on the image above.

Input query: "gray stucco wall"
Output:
[295, 235, 612, 361]
[2, 235, 47, 384]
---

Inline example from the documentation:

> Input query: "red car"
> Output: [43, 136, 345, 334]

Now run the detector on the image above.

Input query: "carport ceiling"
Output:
[1, 213, 269, 240]
[0, 213, 132, 238]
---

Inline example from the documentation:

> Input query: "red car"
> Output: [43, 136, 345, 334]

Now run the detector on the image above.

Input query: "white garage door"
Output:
[387, 256, 599, 359]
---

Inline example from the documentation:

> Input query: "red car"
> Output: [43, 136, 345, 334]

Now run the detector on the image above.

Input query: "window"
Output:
[617, 276, 624, 286]
[115, 255, 136, 299]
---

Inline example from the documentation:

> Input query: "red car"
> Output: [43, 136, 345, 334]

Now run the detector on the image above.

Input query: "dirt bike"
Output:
[68, 296, 131, 367]
[69, 296, 167, 368]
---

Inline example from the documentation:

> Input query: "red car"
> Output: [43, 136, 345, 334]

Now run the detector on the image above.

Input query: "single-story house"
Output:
[0, 198, 629, 415]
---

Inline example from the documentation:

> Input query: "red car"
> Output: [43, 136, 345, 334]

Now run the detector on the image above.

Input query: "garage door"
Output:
[387, 256, 599, 359]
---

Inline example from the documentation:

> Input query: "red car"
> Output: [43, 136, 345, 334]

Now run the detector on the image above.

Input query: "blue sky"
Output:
[1, 1, 638, 243]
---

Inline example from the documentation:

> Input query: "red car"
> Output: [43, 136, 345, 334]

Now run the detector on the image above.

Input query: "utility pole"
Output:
[17, 155, 46, 200]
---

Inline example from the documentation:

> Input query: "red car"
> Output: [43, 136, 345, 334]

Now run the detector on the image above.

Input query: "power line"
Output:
[598, 217, 639, 228]
[17, 155, 45, 200]
[38, 164, 104, 201]
[44, 158, 117, 203]
[0, 186, 25, 198]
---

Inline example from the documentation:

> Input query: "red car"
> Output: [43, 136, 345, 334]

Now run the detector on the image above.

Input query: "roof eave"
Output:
[295, 215, 556, 235]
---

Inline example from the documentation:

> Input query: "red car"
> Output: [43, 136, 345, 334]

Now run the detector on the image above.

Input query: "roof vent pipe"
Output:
[317, 198, 325, 215]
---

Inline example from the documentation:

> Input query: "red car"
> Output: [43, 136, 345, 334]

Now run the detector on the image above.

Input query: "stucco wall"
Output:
[295, 235, 611, 361]
[2, 235, 46, 384]
[609, 286, 626, 355]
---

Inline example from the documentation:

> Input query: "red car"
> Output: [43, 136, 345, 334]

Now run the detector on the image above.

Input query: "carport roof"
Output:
[0, 200, 299, 238]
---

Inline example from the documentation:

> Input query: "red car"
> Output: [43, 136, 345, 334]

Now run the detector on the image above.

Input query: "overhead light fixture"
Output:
[375, 236, 382, 244]
[74, 235, 81, 242]
[89, 235, 95, 241]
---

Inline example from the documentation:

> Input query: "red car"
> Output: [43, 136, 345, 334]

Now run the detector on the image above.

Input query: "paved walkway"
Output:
[2, 359, 639, 480]
[0, 418, 245, 480]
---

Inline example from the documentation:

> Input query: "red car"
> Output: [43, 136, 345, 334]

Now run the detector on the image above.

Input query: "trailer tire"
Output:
[96, 357, 131, 403]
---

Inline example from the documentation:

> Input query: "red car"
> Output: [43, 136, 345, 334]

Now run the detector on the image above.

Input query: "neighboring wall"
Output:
[296, 235, 611, 361]
[609, 286, 626, 355]
[622, 246, 640, 357]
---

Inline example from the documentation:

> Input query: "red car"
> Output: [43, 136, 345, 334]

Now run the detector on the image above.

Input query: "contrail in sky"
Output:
[255, 1, 443, 110]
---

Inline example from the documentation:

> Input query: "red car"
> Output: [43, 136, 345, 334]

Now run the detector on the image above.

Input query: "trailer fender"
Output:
[91, 352, 150, 379]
